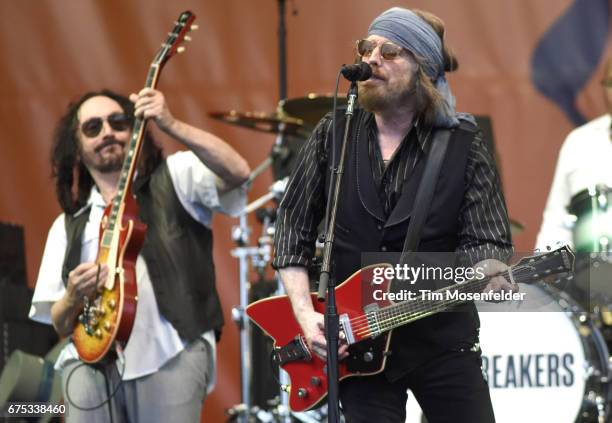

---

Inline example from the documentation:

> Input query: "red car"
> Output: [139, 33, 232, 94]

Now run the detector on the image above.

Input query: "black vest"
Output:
[326, 110, 480, 379]
[62, 162, 224, 342]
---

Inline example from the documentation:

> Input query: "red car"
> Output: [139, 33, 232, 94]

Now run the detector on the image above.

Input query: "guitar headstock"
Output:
[512, 245, 575, 283]
[154, 10, 197, 69]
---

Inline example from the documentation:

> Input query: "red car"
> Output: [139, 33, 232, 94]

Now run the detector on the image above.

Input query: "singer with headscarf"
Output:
[272, 7, 513, 423]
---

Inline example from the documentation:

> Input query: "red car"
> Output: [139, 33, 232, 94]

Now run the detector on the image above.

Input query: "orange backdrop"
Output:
[0, 1, 609, 421]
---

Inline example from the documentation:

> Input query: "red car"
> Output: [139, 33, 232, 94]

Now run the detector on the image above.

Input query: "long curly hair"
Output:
[51, 89, 163, 214]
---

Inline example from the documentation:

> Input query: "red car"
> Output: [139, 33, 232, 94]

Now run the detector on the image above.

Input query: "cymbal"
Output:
[208, 111, 306, 136]
[280, 94, 348, 127]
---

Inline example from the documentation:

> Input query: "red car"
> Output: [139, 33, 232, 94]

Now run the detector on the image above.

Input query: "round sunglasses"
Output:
[80, 113, 132, 138]
[356, 39, 404, 61]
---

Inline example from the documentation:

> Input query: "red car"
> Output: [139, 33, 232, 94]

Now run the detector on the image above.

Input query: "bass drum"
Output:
[406, 283, 611, 423]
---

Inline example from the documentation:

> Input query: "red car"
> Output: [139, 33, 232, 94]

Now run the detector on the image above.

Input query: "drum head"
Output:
[406, 284, 610, 422]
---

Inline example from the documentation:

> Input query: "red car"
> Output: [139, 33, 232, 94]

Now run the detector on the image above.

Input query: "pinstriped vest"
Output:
[326, 109, 480, 379]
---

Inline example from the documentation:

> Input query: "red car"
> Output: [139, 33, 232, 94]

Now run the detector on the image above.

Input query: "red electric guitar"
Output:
[246, 246, 574, 412]
[72, 11, 197, 363]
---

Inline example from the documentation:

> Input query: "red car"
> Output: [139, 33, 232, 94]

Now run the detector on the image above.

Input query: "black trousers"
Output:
[339, 350, 495, 423]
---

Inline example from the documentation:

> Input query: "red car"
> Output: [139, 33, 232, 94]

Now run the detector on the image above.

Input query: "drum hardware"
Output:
[229, 166, 325, 422]
[568, 184, 612, 254]
[226, 154, 280, 422]
[227, 210, 258, 423]
[241, 178, 288, 216]
[566, 185, 612, 355]
[215, 95, 334, 422]
[228, 157, 331, 421]
[540, 284, 611, 423]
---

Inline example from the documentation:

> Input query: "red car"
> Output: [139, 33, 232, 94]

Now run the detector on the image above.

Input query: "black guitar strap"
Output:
[400, 128, 451, 256]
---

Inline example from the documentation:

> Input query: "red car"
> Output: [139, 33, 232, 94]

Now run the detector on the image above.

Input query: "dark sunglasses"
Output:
[356, 39, 404, 61]
[80, 113, 132, 138]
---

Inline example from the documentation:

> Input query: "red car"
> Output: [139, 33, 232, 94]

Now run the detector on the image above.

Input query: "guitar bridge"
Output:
[339, 313, 355, 344]
[272, 335, 312, 365]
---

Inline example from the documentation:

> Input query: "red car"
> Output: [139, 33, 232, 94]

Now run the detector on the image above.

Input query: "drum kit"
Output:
[489, 186, 612, 423]
[215, 95, 612, 422]
[408, 187, 612, 423]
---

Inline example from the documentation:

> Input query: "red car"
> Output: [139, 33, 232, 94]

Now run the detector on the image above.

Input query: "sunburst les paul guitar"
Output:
[72, 11, 197, 363]
[246, 246, 574, 412]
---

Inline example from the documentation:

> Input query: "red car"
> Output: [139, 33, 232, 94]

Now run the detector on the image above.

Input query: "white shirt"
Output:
[536, 115, 612, 250]
[29, 151, 246, 390]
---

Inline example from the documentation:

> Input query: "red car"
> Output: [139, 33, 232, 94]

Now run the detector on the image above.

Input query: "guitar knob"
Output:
[310, 377, 321, 386]
[297, 388, 308, 398]
[104, 321, 112, 331]
[95, 329, 103, 339]
[363, 352, 374, 362]
[108, 299, 116, 310]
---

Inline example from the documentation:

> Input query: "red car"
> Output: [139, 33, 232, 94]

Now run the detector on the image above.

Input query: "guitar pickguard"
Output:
[345, 334, 389, 374]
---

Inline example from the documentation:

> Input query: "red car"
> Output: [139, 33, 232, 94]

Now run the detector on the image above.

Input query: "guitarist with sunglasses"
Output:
[29, 88, 250, 422]
[273, 7, 515, 423]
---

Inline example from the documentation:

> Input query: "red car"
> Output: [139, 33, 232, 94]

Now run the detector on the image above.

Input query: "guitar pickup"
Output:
[339, 313, 356, 344]
[273, 335, 312, 365]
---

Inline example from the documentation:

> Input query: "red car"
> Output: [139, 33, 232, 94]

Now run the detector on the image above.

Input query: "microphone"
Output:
[340, 62, 372, 82]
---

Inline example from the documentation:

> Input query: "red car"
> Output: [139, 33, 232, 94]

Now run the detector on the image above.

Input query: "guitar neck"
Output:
[357, 250, 571, 340]
[101, 10, 198, 245]
[103, 65, 162, 240]
[369, 273, 497, 336]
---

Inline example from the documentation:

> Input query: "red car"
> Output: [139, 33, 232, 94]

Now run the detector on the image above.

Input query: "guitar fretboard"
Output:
[99, 12, 194, 245]
[350, 248, 572, 340]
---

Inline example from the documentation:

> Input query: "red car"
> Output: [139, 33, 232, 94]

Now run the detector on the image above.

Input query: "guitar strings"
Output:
[346, 264, 541, 338]
[357, 266, 542, 336]
[342, 249, 568, 336]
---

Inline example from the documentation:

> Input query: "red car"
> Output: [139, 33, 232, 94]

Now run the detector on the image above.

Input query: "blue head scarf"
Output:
[368, 7, 460, 128]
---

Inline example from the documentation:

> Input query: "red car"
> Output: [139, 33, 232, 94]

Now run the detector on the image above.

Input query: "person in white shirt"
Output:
[536, 59, 612, 251]
[29, 88, 250, 422]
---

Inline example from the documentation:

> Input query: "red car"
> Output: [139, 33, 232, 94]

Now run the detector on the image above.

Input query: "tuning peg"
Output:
[184, 35, 192, 42]
[177, 46, 186, 54]
[190, 24, 199, 31]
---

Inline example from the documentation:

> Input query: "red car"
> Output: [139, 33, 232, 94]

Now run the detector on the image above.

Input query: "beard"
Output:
[80, 137, 125, 173]
[358, 72, 416, 113]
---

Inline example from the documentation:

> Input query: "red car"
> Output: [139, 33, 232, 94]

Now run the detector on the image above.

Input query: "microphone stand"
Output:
[317, 80, 359, 423]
